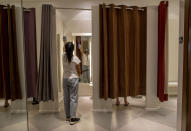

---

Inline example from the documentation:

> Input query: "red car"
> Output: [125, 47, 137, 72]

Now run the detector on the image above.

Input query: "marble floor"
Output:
[78, 83, 93, 96]
[27, 96, 177, 131]
[0, 100, 28, 131]
[0, 97, 177, 131]
[112, 97, 177, 131]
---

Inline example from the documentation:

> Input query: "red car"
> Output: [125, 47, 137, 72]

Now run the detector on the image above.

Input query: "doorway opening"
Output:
[56, 8, 93, 119]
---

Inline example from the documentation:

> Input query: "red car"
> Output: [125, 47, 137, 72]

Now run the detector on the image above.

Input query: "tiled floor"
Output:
[0, 96, 177, 131]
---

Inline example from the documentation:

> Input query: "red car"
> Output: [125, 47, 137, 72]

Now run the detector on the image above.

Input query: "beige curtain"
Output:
[99, 4, 147, 99]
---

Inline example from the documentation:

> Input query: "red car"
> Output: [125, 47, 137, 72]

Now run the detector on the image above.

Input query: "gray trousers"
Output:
[63, 78, 79, 118]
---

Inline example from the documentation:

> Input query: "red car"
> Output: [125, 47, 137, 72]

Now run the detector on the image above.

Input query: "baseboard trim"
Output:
[168, 82, 178, 96]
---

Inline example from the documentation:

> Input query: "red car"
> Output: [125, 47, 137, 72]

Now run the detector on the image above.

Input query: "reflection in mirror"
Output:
[0, 0, 28, 131]
[74, 36, 92, 84]
[73, 35, 93, 96]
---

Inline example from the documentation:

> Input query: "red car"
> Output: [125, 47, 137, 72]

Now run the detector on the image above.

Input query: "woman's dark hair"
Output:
[65, 42, 74, 63]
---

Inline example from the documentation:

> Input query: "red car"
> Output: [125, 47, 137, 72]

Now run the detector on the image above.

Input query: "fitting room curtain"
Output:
[157, 1, 168, 102]
[24, 8, 38, 98]
[99, 4, 147, 99]
[0, 5, 22, 100]
[36, 4, 56, 101]
[0, 5, 10, 99]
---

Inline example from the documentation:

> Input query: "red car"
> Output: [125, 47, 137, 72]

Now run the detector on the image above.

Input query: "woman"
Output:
[63, 42, 81, 125]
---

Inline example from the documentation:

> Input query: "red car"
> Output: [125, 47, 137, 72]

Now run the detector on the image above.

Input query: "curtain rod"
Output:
[56, 7, 92, 11]
[24, 9, 31, 12]
[23, 8, 32, 11]
[56, 7, 144, 11]
[1, 4, 16, 9]
[106, 6, 145, 11]
[104, 5, 145, 11]
[0, 4, 8, 9]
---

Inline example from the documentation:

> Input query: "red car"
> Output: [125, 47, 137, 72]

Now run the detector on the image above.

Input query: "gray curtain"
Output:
[36, 4, 57, 101]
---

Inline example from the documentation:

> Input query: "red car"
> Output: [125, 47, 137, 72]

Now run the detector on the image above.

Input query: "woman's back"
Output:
[62, 54, 81, 79]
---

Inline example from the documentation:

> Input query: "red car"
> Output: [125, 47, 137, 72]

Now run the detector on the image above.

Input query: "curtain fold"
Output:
[99, 4, 147, 99]
[99, 4, 109, 99]
[139, 8, 147, 95]
[8, 5, 22, 100]
[133, 7, 141, 96]
[108, 5, 118, 98]
[24, 8, 37, 98]
[117, 5, 130, 97]
[157, 1, 168, 102]
[0, 5, 10, 99]
[36, 4, 56, 101]
[0, 5, 22, 100]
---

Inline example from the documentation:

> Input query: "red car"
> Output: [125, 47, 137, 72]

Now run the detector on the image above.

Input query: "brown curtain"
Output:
[0, 5, 22, 100]
[99, 4, 147, 99]
[23, 8, 38, 98]
[182, 0, 191, 130]
[8, 5, 22, 100]
[0, 5, 10, 99]
[138, 7, 147, 95]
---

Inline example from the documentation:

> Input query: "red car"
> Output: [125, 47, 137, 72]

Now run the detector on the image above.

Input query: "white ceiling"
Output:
[56, 10, 91, 21]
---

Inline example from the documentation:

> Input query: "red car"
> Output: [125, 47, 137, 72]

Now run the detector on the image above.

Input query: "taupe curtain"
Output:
[99, 4, 147, 99]
[0, 5, 22, 100]
[36, 4, 56, 101]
